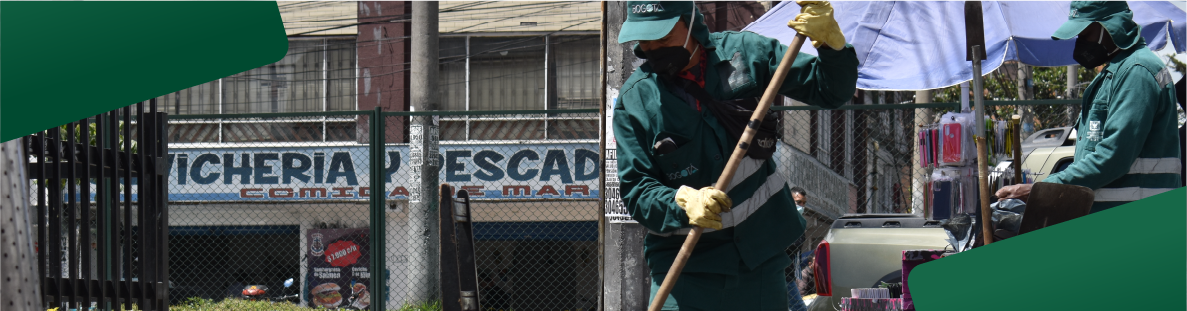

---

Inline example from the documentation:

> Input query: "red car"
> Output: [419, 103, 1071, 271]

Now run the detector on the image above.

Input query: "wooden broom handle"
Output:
[648, 34, 807, 311]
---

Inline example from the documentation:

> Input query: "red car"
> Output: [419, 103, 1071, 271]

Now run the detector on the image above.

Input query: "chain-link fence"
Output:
[162, 94, 1078, 309]
[165, 110, 600, 311]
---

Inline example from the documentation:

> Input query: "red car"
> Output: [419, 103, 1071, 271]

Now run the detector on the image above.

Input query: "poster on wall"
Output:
[307, 228, 371, 309]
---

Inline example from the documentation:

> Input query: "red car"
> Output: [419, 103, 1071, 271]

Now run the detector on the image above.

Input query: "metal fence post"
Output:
[370, 106, 386, 311]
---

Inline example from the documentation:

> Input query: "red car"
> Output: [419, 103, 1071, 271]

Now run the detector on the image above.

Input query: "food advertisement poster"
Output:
[307, 229, 371, 309]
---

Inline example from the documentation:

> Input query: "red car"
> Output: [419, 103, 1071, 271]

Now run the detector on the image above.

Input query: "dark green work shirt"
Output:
[1044, 40, 1182, 212]
[613, 30, 858, 276]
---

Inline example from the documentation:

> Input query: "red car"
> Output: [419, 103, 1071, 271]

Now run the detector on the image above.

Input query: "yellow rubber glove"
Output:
[786, 1, 846, 51]
[675, 186, 733, 230]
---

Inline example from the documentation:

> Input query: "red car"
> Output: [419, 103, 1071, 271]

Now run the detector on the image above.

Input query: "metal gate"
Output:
[24, 100, 170, 310]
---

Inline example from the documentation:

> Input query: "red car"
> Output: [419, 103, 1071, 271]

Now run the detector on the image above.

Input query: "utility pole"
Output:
[602, 2, 652, 310]
[1066, 65, 1080, 126]
[1, 139, 43, 310]
[1016, 63, 1036, 137]
[912, 90, 932, 217]
[411, 1, 441, 303]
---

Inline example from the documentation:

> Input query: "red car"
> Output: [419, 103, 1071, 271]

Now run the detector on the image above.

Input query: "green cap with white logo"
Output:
[617, 1, 696, 44]
[1051, 1, 1142, 50]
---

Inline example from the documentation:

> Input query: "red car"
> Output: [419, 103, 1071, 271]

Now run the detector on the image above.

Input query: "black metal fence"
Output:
[24, 101, 171, 310]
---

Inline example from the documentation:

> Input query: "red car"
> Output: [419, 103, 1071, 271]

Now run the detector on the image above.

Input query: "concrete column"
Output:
[603, 2, 652, 310]
[410, 1, 441, 303]
[1017, 64, 1036, 137]
[912, 90, 933, 217]
[1066, 65, 1080, 126]
[1, 139, 43, 310]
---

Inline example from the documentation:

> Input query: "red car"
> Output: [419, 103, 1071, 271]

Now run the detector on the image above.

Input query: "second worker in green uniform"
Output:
[996, 1, 1182, 212]
[612, 1, 857, 310]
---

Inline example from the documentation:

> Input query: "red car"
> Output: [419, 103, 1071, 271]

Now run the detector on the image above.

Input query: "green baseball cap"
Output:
[617, 1, 695, 44]
[1051, 1, 1142, 49]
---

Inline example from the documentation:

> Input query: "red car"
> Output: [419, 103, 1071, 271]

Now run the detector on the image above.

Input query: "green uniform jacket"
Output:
[1044, 38, 1182, 212]
[613, 30, 858, 276]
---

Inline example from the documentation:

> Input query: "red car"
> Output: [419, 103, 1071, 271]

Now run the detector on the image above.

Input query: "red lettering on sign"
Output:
[565, 185, 590, 196]
[324, 240, 361, 267]
[503, 185, 531, 196]
[300, 188, 328, 198]
[359, 187, 370, 197]
[240, 188, 264, 198]
[536, 185, 560, 196]
[269, 188, 295, 198]
[461, 186, 483, 197]
[331, 187, 353, 198]
[389, 187, 409, 197]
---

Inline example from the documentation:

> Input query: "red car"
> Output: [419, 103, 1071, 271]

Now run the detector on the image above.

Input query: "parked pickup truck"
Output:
[806, 127, 1080, 311]
[806, 214, 947, 311]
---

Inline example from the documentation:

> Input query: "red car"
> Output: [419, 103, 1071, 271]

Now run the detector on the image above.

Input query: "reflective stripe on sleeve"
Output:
[650, 169, 788, 236]
[1093, 187, 1175, 202]
[1128, 157, 1182, 175]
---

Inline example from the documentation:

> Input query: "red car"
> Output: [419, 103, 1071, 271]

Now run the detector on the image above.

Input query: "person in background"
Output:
[478, 270, 510, 311]
[786, 186, 810, 311]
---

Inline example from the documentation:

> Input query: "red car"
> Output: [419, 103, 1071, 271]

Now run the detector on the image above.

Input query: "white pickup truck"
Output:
[806, 127, 1078, 311]
[805, 214, 947, 311]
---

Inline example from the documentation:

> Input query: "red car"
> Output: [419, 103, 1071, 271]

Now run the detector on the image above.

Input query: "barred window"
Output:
[327, 39, 357, 111]
[552, 36, 599, 110]
[223, 39, 324, 114]
[469, 37, 546, 111]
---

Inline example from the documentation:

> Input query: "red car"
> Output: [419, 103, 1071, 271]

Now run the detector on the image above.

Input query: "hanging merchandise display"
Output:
[937, 112, 976, 167]
[919, 110, 1035, 218]
[917, 124, 943, 168]
[929, 167, 980, 219]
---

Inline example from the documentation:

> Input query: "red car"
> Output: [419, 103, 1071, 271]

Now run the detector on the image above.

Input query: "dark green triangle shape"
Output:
[1, 1, 288, 142]
[911, 187, 1186, 310]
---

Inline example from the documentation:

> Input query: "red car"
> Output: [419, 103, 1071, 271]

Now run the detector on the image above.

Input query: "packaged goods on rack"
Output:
[938, 112, 976, 167]
[917, 124, 941, 168]
[929, 167, 979, 219]
[919, 112, 1030, 217]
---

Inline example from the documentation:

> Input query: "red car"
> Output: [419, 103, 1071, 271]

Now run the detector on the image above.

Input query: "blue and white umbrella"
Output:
[744, 1, 1186, 90]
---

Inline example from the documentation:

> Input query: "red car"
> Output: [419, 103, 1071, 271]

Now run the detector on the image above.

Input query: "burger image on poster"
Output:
[311, 283, 343, 308]
[350, 282, 370, 309]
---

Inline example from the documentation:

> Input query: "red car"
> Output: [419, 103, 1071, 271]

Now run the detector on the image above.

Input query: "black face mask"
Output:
[1073, 27, 1119, 68]
[644, 46, 693, 77]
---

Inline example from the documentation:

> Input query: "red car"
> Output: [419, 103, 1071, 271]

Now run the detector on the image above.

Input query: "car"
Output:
[1015, 127, 1076, 182]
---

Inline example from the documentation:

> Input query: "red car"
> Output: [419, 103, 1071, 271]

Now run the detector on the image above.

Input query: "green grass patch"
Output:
[167, 297, 443, 311]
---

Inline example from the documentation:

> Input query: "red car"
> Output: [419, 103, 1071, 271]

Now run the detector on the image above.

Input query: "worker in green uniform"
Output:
[612, 1, 857, 309]
[996, 1, 1182, 213]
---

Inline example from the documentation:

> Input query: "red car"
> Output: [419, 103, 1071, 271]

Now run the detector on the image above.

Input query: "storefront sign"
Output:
[164, 143, 599, 201]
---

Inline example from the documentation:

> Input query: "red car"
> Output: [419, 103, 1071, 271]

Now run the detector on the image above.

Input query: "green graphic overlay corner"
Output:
[1, 1, 289, 142]
[910, 187, 1186, 311]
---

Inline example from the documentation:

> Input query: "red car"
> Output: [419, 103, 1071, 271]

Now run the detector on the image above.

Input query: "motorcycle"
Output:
[241, 278, 299, 303]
